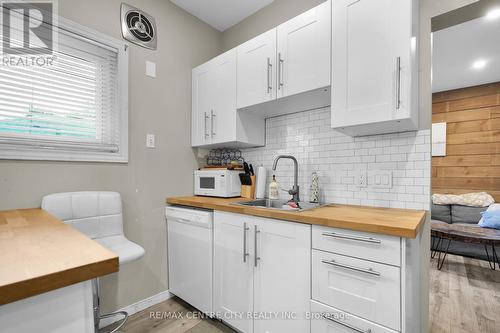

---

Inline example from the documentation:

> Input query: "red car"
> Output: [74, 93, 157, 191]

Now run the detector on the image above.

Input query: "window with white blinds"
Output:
[0, 9, 128, 162]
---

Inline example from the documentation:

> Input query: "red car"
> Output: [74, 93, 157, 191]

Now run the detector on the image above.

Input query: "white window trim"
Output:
[0, 15, 129, 163]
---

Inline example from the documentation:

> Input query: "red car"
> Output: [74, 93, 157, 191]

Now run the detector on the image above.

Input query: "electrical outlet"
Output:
[357, 171, 367, 188]
[146, 134, 155, 148]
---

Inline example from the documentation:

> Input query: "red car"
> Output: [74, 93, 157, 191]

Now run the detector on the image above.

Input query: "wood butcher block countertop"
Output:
[167, 196, 427, 239]
[0, 209, 119, 305]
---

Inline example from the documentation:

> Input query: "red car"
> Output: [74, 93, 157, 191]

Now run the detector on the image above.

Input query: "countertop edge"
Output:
[166, 197, 427, 239]
[0, 256, 118, 305]
[0, 208, 120, 306]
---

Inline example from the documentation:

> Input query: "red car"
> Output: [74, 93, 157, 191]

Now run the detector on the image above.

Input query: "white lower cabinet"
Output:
[253, 215, 311, 333]
[312, 225, 401, 267]
[213, 212, 254, 333]
[311, 300, 398, 333]
[212, 212, 411, 333]
[312, 250, 401, 331]
[213, 211, 311, 333]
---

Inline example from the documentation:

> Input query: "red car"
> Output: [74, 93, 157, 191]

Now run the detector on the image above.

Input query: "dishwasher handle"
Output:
[166, 216, 212, 229]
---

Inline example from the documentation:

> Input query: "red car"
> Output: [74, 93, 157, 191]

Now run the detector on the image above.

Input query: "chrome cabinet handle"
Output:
[321, 232, 381, 244]
[254, 225, 260, 267]
[322, 314, 372, 333]
[210, 110, 215, 137]
[278, 52, 284, 89]
[267, 57, 272, 93]
[321, 259, 381, 277]
[395, 56, 401, 109]
[243, 222, 249, 263]
[204, 112, 210, 138]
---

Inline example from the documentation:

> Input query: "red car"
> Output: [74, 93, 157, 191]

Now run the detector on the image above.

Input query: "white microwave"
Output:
[194, 169, 241, 198]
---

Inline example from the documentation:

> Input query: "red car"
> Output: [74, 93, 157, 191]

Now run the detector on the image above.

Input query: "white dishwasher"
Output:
[166, 206, 213, 315]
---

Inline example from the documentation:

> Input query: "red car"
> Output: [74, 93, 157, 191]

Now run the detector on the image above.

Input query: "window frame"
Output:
[0, 14, 129, 163]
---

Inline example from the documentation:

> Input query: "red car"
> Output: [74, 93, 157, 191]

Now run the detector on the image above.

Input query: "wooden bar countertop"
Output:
[0, 209, 119, 305]
[167, 196, 427, 239]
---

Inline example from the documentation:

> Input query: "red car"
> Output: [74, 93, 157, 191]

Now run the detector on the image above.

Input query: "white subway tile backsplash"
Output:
[240, 107, 431, 210]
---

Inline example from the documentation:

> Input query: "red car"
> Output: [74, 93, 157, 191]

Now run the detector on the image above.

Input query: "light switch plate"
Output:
[146, 134, 155, 148]
[369, 170, 392, 189]
[146, 61, 156, 78]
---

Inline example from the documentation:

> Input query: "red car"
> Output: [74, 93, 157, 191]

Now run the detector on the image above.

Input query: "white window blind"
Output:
[0, 8, 128, 161]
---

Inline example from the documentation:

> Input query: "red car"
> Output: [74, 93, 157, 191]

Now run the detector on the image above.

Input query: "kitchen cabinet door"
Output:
[312, 250, 401, 330]
[191, 61, 213, 146]
[331, 0, 417, 136]
[213, 212, 254, 333]
[191, 49, 265, 148]
[237, 29, 277, 109]
[277, 0, 331, 99]
[253, 217, 311, 333]
[211, 49, 237, 145]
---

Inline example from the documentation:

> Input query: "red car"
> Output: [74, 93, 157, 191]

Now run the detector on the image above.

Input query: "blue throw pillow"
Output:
[479, 211, 500, 229]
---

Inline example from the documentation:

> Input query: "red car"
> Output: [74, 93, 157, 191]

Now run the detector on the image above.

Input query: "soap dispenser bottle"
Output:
[269, 175, 279, 200]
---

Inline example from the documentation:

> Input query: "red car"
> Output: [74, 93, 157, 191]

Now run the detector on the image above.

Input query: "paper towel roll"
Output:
[255, 166, 267, 199]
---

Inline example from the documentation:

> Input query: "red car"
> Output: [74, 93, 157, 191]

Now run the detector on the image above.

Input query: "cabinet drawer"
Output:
[312, 225, 400, 266]
[312, 250, 400, 331]
[311, 300, 398, 333]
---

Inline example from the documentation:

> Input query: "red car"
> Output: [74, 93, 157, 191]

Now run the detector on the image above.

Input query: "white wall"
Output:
[221, 0, 325, 51]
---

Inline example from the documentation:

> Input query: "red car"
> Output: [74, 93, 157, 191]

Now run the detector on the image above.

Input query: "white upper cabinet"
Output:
[212, 50, 237, 144]
[193, 1, 332, 139]
[192, 61, 213, 147]
[276, 0, 331, 99]
[236, 1, 331, 117]
[331, 0, 418, 136]
[237, 29, 277, 109]
[192, 49, 265, 148]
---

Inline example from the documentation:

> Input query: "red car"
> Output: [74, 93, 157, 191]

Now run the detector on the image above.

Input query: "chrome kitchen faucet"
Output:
[272, 155, 300, 203]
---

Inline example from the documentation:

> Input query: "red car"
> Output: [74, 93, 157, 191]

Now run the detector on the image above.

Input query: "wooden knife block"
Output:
[241, 175, 256, 199]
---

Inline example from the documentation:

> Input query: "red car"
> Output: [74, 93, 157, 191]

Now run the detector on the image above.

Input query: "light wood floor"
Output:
[430, 254, 500, 333]
[107, 254, 500, 333]
[104, 297, 236, 333]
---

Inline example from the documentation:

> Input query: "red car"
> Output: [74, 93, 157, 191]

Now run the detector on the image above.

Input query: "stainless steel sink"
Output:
[232, 199, 324, 212]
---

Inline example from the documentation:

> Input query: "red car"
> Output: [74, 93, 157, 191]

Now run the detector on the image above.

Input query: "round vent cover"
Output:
[121, 3, 157, 50]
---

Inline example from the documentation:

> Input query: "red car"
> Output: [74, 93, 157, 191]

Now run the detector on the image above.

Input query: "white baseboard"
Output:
[99, 290, 173, 328]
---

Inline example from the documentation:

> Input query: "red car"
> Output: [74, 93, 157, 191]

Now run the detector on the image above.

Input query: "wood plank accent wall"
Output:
[432, 82, 500, 202]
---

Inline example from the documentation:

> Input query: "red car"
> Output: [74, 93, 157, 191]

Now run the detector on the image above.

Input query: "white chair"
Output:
[41, 191, 145, 333]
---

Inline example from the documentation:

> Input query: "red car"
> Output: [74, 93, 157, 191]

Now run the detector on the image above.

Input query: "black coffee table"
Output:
[431, 220, 500, 270]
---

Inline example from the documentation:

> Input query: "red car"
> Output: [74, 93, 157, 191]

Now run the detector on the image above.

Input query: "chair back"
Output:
[41, 191, 124, 239]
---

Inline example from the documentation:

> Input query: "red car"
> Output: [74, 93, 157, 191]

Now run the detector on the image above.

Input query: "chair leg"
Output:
[100, 311, 128, 333]
[92, 278, 128, 333]
[92, 279, 101, 333]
